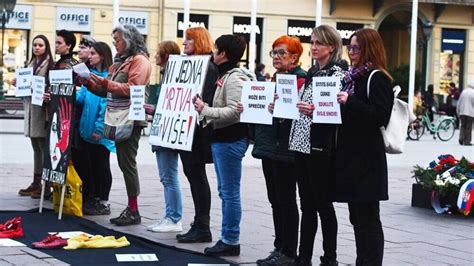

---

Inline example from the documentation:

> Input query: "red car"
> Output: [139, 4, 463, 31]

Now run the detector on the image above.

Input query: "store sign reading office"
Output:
[56, 7, 91, 32]
[119, 11, 148, 35]
[5, 5, 32, 30]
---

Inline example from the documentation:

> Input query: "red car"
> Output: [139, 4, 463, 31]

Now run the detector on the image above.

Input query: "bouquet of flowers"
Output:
[413, 154, 474, 197]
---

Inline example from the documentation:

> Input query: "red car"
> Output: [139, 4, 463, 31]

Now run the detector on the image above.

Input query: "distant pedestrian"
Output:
[423, 84, 434, 122]
[336, 28, 394, 266]
[457, 81, 474, 146]
[255, 63, 266, 81]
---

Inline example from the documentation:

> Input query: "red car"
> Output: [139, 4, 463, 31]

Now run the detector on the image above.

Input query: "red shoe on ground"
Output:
[0, 217, 24, 239]
[32, 234, 68, 249]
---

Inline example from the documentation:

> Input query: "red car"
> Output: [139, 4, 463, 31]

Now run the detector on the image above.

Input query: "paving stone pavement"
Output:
[0, 119, 473, 265]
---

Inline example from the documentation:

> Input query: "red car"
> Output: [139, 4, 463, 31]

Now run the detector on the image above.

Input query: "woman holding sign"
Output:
[288, 25, 347, 266]
[194, 34, 253, 256]
[335, 28, 393, 265]
[251, 35, 306, 265]
[82, 25, 152, 226]
[18, 35, 55, 198]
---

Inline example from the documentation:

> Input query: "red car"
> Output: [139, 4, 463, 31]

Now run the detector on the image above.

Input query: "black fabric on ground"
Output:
[0, 209, 232, 265]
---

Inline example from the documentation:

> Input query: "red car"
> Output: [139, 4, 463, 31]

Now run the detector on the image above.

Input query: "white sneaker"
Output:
[147, 217, 165, 231]
[149, 217, 182, 233]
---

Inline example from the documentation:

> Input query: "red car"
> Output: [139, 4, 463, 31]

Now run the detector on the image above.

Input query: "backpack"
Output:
[367, 70, 416, 154]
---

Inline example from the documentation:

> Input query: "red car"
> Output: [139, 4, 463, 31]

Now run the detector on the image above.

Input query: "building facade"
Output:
[2, 0, 473, 98]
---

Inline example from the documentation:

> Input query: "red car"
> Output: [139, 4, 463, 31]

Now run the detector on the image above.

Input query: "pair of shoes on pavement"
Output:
[257, 248, 296, 265]
[147, 217, 182, 232]
[32, 234, 68, 249]
[18, 183, 41, 197]
[83, 199, 111, 216]
[110, 207, 141, 226]
[204, 240, 240, 257]
[0, 217, 24, 239]
[176, 222, 212, 243]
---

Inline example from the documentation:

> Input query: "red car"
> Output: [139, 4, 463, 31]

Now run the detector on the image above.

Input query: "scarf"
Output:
[342, 62, 373, 95]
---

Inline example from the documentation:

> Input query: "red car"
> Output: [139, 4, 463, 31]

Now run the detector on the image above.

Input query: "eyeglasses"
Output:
[269, 49, 289, 58]
[346, 45, 361, 53]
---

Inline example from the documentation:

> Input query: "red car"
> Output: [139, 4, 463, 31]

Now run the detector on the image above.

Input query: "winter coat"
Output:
[252, 66, 307, 162]
[335, 70, 393, 202]
[76, 68, 116, 152]
[23, 56, 51, 138]
[456, 83, 474, 117]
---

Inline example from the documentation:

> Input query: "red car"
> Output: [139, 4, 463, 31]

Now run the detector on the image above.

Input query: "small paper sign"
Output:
[273, 74, 299, 119]
[312, 76, 341, 124]
[129, 85, 146, 120]
[15, 67, 33, 97]
[73, 63, 91, 79]
[49, 69, 73, 85]
[116, 254, 158, 262]
[31, 76, 45, 106]
[48, 231, 92, 239]
[0, 239, 26, 247]
[239, 81, 275, 125]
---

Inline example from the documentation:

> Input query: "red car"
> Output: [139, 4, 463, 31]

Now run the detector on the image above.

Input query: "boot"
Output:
[177, 215, 212, 243]
[18, 183, 41, 196]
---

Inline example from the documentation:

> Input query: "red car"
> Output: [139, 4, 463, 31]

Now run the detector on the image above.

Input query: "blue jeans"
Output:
[155, 148, 182, 223]
[211, 138, 249, 245]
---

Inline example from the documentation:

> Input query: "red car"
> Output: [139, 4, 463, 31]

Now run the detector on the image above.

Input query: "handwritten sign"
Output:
[149, 55, 210, 151]
[31, 76, 45, 106]
[273, 74, 299, 119]
[128, 85, 145, 120]
[15, 67, 33, 97]
[73, 63, 91, 79]
[312, 76, 341, 124]
[49, 69, 73, 85]
[240, 81, 274, 125]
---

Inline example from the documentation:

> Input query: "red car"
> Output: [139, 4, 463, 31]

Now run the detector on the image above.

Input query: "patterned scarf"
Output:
[342, 62, 373, 95]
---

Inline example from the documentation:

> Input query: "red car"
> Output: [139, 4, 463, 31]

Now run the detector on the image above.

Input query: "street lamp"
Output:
[0, 0, 16, 96]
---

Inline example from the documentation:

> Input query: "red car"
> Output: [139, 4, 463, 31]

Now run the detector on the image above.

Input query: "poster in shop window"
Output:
[149, 55, 210, 151]
[42, 84, 76, 185]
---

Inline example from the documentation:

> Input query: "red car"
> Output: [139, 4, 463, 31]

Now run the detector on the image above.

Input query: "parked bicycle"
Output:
[407, 110, 456, 141]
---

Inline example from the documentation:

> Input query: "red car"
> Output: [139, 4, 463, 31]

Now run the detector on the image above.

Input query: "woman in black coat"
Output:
[336, 28, 394, 266]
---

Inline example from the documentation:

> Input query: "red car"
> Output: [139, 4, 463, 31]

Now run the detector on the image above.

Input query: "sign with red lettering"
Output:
[312, 76, 342, 124]
[149, 55, 210, 151]
[240, 81, 275, 125]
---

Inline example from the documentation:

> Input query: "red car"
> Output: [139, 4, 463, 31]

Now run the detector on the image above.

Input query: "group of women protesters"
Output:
[17, 23, 393, 265]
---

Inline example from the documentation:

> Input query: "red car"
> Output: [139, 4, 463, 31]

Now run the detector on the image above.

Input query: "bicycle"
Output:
[407, 110, 456, 141]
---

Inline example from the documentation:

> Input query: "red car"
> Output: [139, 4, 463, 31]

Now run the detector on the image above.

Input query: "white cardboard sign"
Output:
[312, 76, 342, 124]
[273, 74, 299, 119]
[239, 81, 275, 125]
[31, 76, 45, 106]
[129, 85, 146, 120]
[15, 67, 33, 97]
[49, 69, 73, 85]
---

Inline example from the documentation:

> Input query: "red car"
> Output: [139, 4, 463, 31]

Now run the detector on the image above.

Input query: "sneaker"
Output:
[0, 217, 24, 239]
[84, 201, 111, 216]
[204, 240, 240, 257]
[110, 207, 141, 226]
[18, 183, 41, 196]
[257, 248, 282, 264]
[149, 217, 182, 233]
[259, 252, 295, 265]
[32, 234, 68, 249]
[147, 218, 164, 230]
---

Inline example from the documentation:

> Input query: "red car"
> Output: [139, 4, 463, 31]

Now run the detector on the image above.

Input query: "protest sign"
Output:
[49, 69, 73, 85]
[129, 85, 146, 120]
[149, 55, 210, 151]
[31, 76, 45, 106]
[273, 74, 299, 119]
[240, 81, 274, 125]
[15, 67, 33, 97]
[72, 63, 91, 79]
[42, 84, 76, 185]
[312, 76, 341, 124]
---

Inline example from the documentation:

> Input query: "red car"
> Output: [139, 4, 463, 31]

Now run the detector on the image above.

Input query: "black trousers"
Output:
[80, 141, 112, 201]
[295, 152, 337, 262]
[261, 159, 299, 258]
[179, 150, 211, 220]
[348, 201, 384, 266]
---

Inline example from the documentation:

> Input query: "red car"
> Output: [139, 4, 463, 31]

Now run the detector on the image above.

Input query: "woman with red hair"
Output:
[175, 27, 220, 243]
[336, 28, 394, 265]
[249, 35, 306, 265]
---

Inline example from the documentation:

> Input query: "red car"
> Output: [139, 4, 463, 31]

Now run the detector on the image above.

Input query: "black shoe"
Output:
[257, 248, 282, 264]
[296, 256, 312, 266]
[176, 222, 196, 239]
[204, 240, 240, 257]
[84, 201, 111, 216]
[110, 207, 141, 226]
[319, 256, 338, 266]
[259, 252, 295, 265]
[176, 225, 212, 243]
